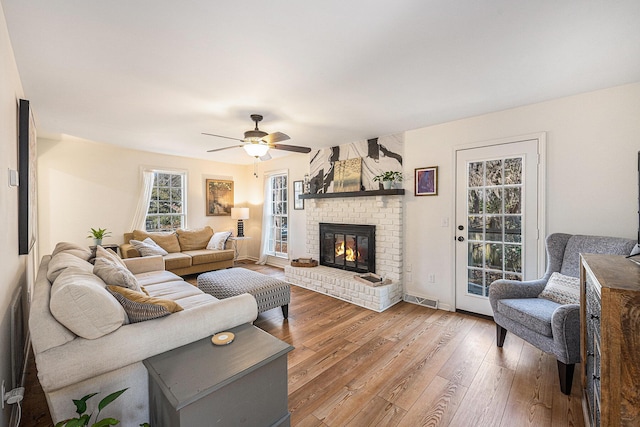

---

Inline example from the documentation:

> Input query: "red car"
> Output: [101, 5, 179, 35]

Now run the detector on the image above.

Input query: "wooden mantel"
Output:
[299, 189, 405, 199]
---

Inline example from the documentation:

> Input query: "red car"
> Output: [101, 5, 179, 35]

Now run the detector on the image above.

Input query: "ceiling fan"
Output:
[203, 114, 311, 159]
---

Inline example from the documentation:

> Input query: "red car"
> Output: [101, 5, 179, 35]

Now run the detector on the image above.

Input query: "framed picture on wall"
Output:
[293, 180, 304, 210]
[415, 166, 438, 196]
[206, 179, 234, 216]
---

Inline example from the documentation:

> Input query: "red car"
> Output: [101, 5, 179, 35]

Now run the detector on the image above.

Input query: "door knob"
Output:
[457, 236, 465, 242]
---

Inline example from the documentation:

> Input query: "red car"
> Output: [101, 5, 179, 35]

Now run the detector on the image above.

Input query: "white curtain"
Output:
[256, 175, 272, 265]
[129, 170, 155, 231]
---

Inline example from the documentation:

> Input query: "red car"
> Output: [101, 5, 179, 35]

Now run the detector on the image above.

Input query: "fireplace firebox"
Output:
[319, 223, 375, 273]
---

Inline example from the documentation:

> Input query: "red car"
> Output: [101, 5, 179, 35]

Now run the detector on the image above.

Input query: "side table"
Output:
[228, 236, 251, 261]
[144, 323, 294, 426]
[89, 244, 119, 256]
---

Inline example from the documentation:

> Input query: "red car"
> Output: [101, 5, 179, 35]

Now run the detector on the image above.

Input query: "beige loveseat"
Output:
[30, 243, 257, 425]
[120, 226, 234, 275]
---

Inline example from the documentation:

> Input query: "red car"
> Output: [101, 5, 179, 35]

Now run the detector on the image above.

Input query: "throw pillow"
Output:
[51, 242, 93, 261]
[50, 268, 126, 339]
[95, 245, 127, 269]
[130, 237, 169, 257]
[176, 226, 214, 251]
[538, 272, 580, 305]
[93, 257, 142, 292]
[47, 252, 95, 283]
[206, 231, 232, 250]
[132, 230, 181, 253]
[106, 285, 183, 323]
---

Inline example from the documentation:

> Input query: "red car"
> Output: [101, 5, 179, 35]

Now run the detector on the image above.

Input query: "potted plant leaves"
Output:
[87, 227, 112, 246]
[373, 171, 403, 189]
[54, 388, 150, 427]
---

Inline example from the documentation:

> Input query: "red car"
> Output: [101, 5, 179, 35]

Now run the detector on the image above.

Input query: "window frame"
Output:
[145, 169, 188, 232]
[265, 171, 289, 259]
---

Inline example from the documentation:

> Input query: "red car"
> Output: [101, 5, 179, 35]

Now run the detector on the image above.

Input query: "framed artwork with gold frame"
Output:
[206, 179, 234, 215]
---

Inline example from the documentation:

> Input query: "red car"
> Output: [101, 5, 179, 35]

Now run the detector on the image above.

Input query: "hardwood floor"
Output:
[22, 262, 584, 426]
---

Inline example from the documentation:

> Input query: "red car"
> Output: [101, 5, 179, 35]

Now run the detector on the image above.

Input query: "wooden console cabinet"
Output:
[144, 324, 293, 427]
[580, 254, 640, 426]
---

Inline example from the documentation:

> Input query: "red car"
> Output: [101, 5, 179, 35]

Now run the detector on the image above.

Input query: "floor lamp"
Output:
[231, 207, 249, 237]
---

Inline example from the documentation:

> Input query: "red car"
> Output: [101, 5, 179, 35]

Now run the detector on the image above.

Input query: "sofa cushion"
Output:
[206, 231, 232, 250]
[144, 280, 205, 300]
[51, 242, 92, 261]
[134, 270, 182, 287]
[93, 257, 142, 292]
[539, 272, 580, 305]
[497, 298, 560, 337]
[132, 230, 181, 253]
[50, 268, 126, 339]
[182, 249, 234, 265]
[163, 252, 193, 270]
[47, 252, 95, 283]
[106, 285, 183, 323]
[176, 226, 214, 251]
[130, 237, 169, 257]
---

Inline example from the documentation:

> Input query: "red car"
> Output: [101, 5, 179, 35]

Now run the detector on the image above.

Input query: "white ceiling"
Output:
[3, 1, 640, 165]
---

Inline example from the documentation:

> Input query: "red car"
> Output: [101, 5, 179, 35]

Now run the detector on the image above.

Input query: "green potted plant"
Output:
[54, 388, 150, 427]
[373, 171, 403, 189]
[87, 227, 112, 246]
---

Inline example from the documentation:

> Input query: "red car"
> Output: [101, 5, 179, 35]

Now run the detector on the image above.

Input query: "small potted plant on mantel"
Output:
[373, 171, 403, 190]
[87, 227, 112, 246]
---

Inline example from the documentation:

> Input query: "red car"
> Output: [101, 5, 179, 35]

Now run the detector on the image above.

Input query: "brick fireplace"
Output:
[285, 194, 403, 311]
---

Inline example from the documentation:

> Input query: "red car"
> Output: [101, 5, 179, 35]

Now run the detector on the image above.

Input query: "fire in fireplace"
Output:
[320, 223, 375, 273]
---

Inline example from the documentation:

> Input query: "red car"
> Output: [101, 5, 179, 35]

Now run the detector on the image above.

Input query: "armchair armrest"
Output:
[551, 304, 581, 364]
[122, 255, 165, 274]
[120, 242, 140, 259]
[488, 278, 547, 312]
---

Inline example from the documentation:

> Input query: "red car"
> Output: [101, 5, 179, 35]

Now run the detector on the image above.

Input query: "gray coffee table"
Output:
[144, 323, 294, 426]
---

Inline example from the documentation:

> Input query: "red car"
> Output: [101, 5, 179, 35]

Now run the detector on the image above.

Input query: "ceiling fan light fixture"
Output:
[244, 143, 270, 157]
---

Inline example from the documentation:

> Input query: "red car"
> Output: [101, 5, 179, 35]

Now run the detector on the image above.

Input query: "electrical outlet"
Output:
[441, 217, 449, 227]
[406, 263, 412, 272]
[428, 274, 436, 283]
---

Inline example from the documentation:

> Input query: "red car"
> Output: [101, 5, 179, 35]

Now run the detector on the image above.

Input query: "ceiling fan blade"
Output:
[261, 132, 290, 144]
[202, 132, 244, 142]
[207, 144, 244, 153]
[271, 143, 312, 153]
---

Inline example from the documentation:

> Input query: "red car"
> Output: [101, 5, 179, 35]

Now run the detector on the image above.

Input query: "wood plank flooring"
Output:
[21, 262, 584, 426]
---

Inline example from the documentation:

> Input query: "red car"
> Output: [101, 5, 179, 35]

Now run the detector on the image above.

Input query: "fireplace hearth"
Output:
[320, 223, 375, 273]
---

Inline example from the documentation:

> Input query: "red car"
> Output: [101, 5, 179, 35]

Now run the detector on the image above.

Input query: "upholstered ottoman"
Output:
[197, 268, 290, 318]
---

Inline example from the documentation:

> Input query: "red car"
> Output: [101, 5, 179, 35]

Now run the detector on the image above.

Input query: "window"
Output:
[265, 173, 288, 258]
[145, 171, 186, 231]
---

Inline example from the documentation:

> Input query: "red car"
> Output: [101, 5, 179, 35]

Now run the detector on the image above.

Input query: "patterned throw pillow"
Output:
[107, 285, 183, 323]
[93, 257, 142, 292]
[206, 231, 232, 250]
[130, 237, 169, 256]
[539, 272, 580, 305]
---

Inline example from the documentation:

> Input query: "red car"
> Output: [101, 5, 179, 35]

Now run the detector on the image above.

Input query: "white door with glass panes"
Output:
[455, 138, 543, 316]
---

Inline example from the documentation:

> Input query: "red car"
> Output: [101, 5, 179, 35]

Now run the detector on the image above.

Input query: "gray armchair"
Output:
[489, 233, 635, 395]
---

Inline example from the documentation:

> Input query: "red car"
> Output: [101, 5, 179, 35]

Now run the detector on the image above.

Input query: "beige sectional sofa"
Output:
[120, 226, 234, 275]
[29, 243, 257, 425]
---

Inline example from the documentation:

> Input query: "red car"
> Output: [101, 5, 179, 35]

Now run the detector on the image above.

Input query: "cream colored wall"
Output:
[403, 82, 640, 310]
[0, 4, 28, 426]
[37, 135, 250, 255]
